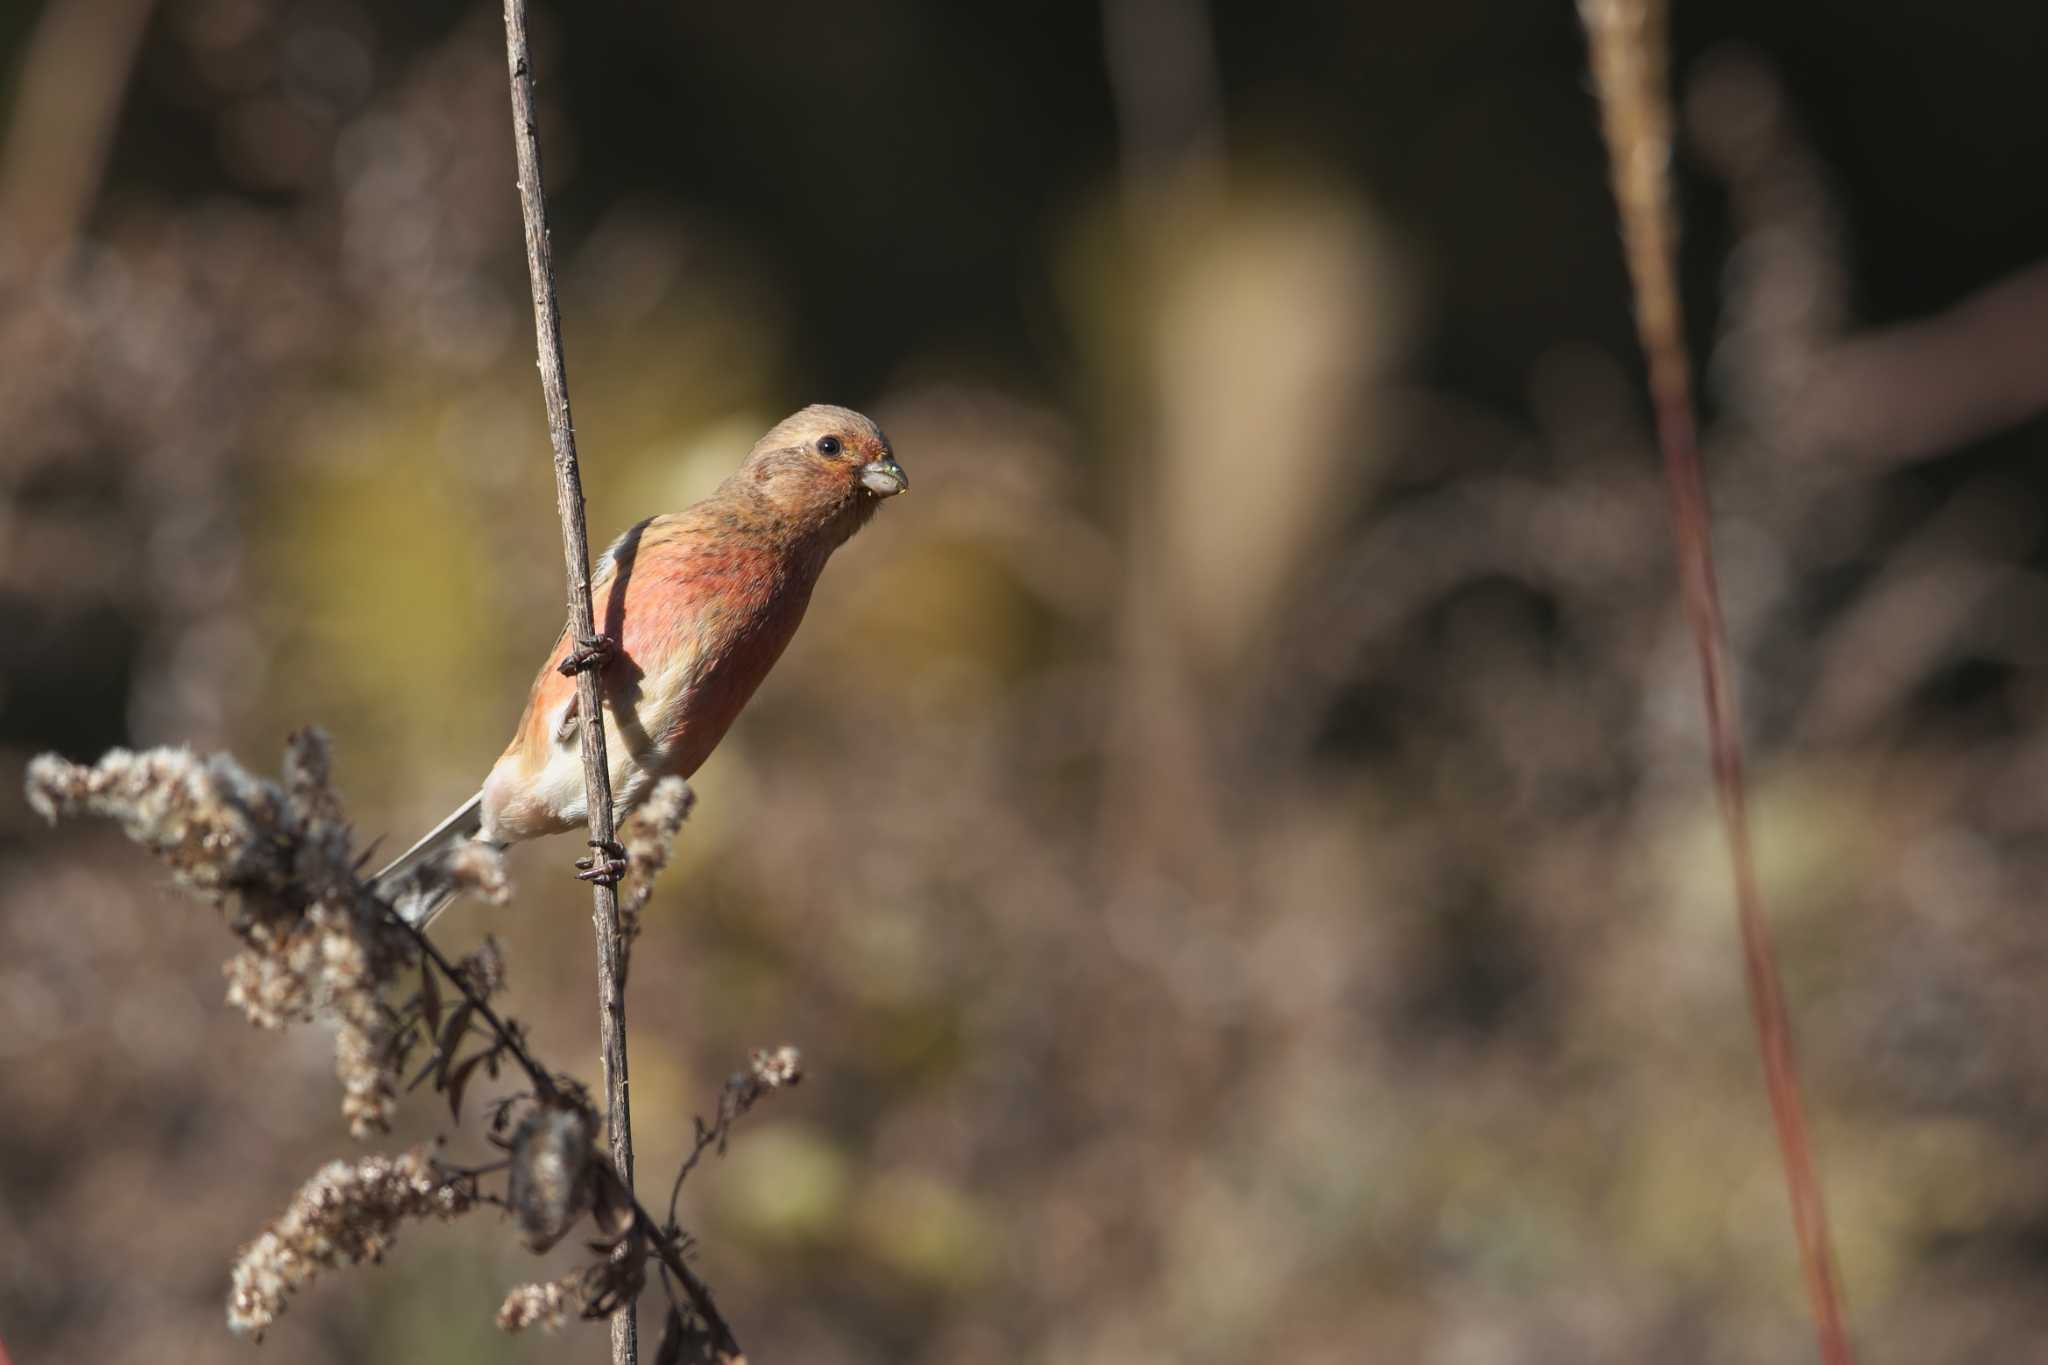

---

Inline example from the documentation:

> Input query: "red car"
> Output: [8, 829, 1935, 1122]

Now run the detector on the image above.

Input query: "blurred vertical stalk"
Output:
[1102, 0, 1225, 213]
[1578, 3, 1855, 1362]
[498, 5, 637, 1363]
[0, 0, 158, 258]
[1098, 0, 1227, 884]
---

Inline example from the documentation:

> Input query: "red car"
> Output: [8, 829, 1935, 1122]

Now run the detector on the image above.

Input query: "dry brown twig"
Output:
[496, 0, 645, 1358]
[1578, 3, 1857, 1363]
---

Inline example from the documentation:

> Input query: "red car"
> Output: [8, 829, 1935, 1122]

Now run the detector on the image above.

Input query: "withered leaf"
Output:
[590, 1157, 637, 1242]
[446, 1050, 488, 1121]
[418, 959, 442, 1041]
[437, 1002, 474, 1081]
[654, 1304, 688, 1365]
[581, 1245, 646, 1319]
[653, 1302, 719, 1365]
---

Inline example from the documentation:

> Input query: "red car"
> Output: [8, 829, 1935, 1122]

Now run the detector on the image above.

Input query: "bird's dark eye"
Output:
[817, 435, 843, 457]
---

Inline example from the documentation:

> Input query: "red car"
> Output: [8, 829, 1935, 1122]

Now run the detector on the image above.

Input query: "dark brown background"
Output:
[6, 1, 2048, 1361]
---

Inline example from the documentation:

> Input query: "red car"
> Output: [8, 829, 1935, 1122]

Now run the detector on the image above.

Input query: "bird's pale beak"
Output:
[860, 458, 908, 497]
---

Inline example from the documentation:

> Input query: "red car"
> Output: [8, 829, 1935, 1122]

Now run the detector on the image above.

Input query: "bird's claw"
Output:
[558, 633, 618, 677]
[575, 839, 628, 885]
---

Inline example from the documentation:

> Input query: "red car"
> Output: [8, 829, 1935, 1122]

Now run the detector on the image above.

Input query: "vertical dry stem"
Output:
[1579, 3, 1856, 1362]
[0, 0, 159, 258]
[498, 5, 637, 1362]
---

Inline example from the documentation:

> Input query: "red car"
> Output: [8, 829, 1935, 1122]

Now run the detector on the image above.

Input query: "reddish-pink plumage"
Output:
[376, 404, 906, 925]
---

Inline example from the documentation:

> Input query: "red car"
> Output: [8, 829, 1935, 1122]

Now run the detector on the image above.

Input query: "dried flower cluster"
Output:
[615, 775, 696, 953]
[228, 1146, 477, 1337]
[26, 738, 312, 904]
[746, 1044, 803, 1093]
[23, 732, 505, 1135]
[663, 1045, 806, 1229]
[456, 933, 509, 997]
[711, 1045, 806, 1149]
[445, 840, 516, 910]
[28, 732, 754, 1350]
[489, 1094, 648, 1334]
[496, 1148, 646, 1334]
[493, 1046, 809, 1346]
[494, 1253, 648, 1334]
[496, 1272, 587, 1332]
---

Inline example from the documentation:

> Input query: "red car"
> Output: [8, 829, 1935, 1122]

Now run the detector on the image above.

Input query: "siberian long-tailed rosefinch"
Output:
[374, 404, 906, 926]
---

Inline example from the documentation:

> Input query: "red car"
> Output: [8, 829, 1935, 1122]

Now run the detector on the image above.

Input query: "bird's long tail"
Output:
[371, 792, 490, 929]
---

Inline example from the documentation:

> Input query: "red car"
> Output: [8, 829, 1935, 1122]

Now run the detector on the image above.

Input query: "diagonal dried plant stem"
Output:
[1578, 3, 1856, 1363]
[498, 5, 638, 1361]
[398, 914, 561, 1103]
[383, 906, 745, 1360]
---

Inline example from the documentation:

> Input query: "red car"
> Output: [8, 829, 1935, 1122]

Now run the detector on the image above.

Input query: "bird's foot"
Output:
[558, 633, 618, 677]
[575, 838, 628, 885]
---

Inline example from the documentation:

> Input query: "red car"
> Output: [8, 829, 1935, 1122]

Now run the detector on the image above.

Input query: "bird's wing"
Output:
[485, 500, 799, 835]
[504, 515, 661, 756]
[499, 508, 743, 763]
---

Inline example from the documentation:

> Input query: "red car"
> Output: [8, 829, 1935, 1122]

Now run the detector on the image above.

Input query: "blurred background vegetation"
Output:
[8, 0, 2048, 1361]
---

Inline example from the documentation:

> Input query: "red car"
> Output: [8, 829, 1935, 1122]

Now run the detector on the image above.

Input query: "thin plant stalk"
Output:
[1579, 3, 1856, 1362]
[383, 911, 744, 1358]
[497, 5, 638, 1361]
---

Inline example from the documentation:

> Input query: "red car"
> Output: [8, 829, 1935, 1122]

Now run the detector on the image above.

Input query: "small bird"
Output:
[373, 404, 907, 927]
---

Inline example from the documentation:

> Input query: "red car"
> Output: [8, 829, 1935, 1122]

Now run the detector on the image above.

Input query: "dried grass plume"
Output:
[228, 1146, 477, 1337]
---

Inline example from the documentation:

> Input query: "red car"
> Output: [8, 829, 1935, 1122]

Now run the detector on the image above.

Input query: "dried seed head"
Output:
[456, 935, 508, 999]
[228, 1147, 475, 1337]
[718, 1044, 804, 1134]
[750, 1044, 803, 1091]
[507, 1103, 597, 1252]
[444, 841, 512, 906]
[25, 746, 291, 900]
[496, 1252, 647, 1334]
[27, 734, 444, 1137]
[615, 776, 695, 944]
[496, 1274, 583, 1332]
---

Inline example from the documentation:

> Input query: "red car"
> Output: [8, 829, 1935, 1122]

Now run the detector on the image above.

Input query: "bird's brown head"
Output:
[736, 404, 907, 540]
